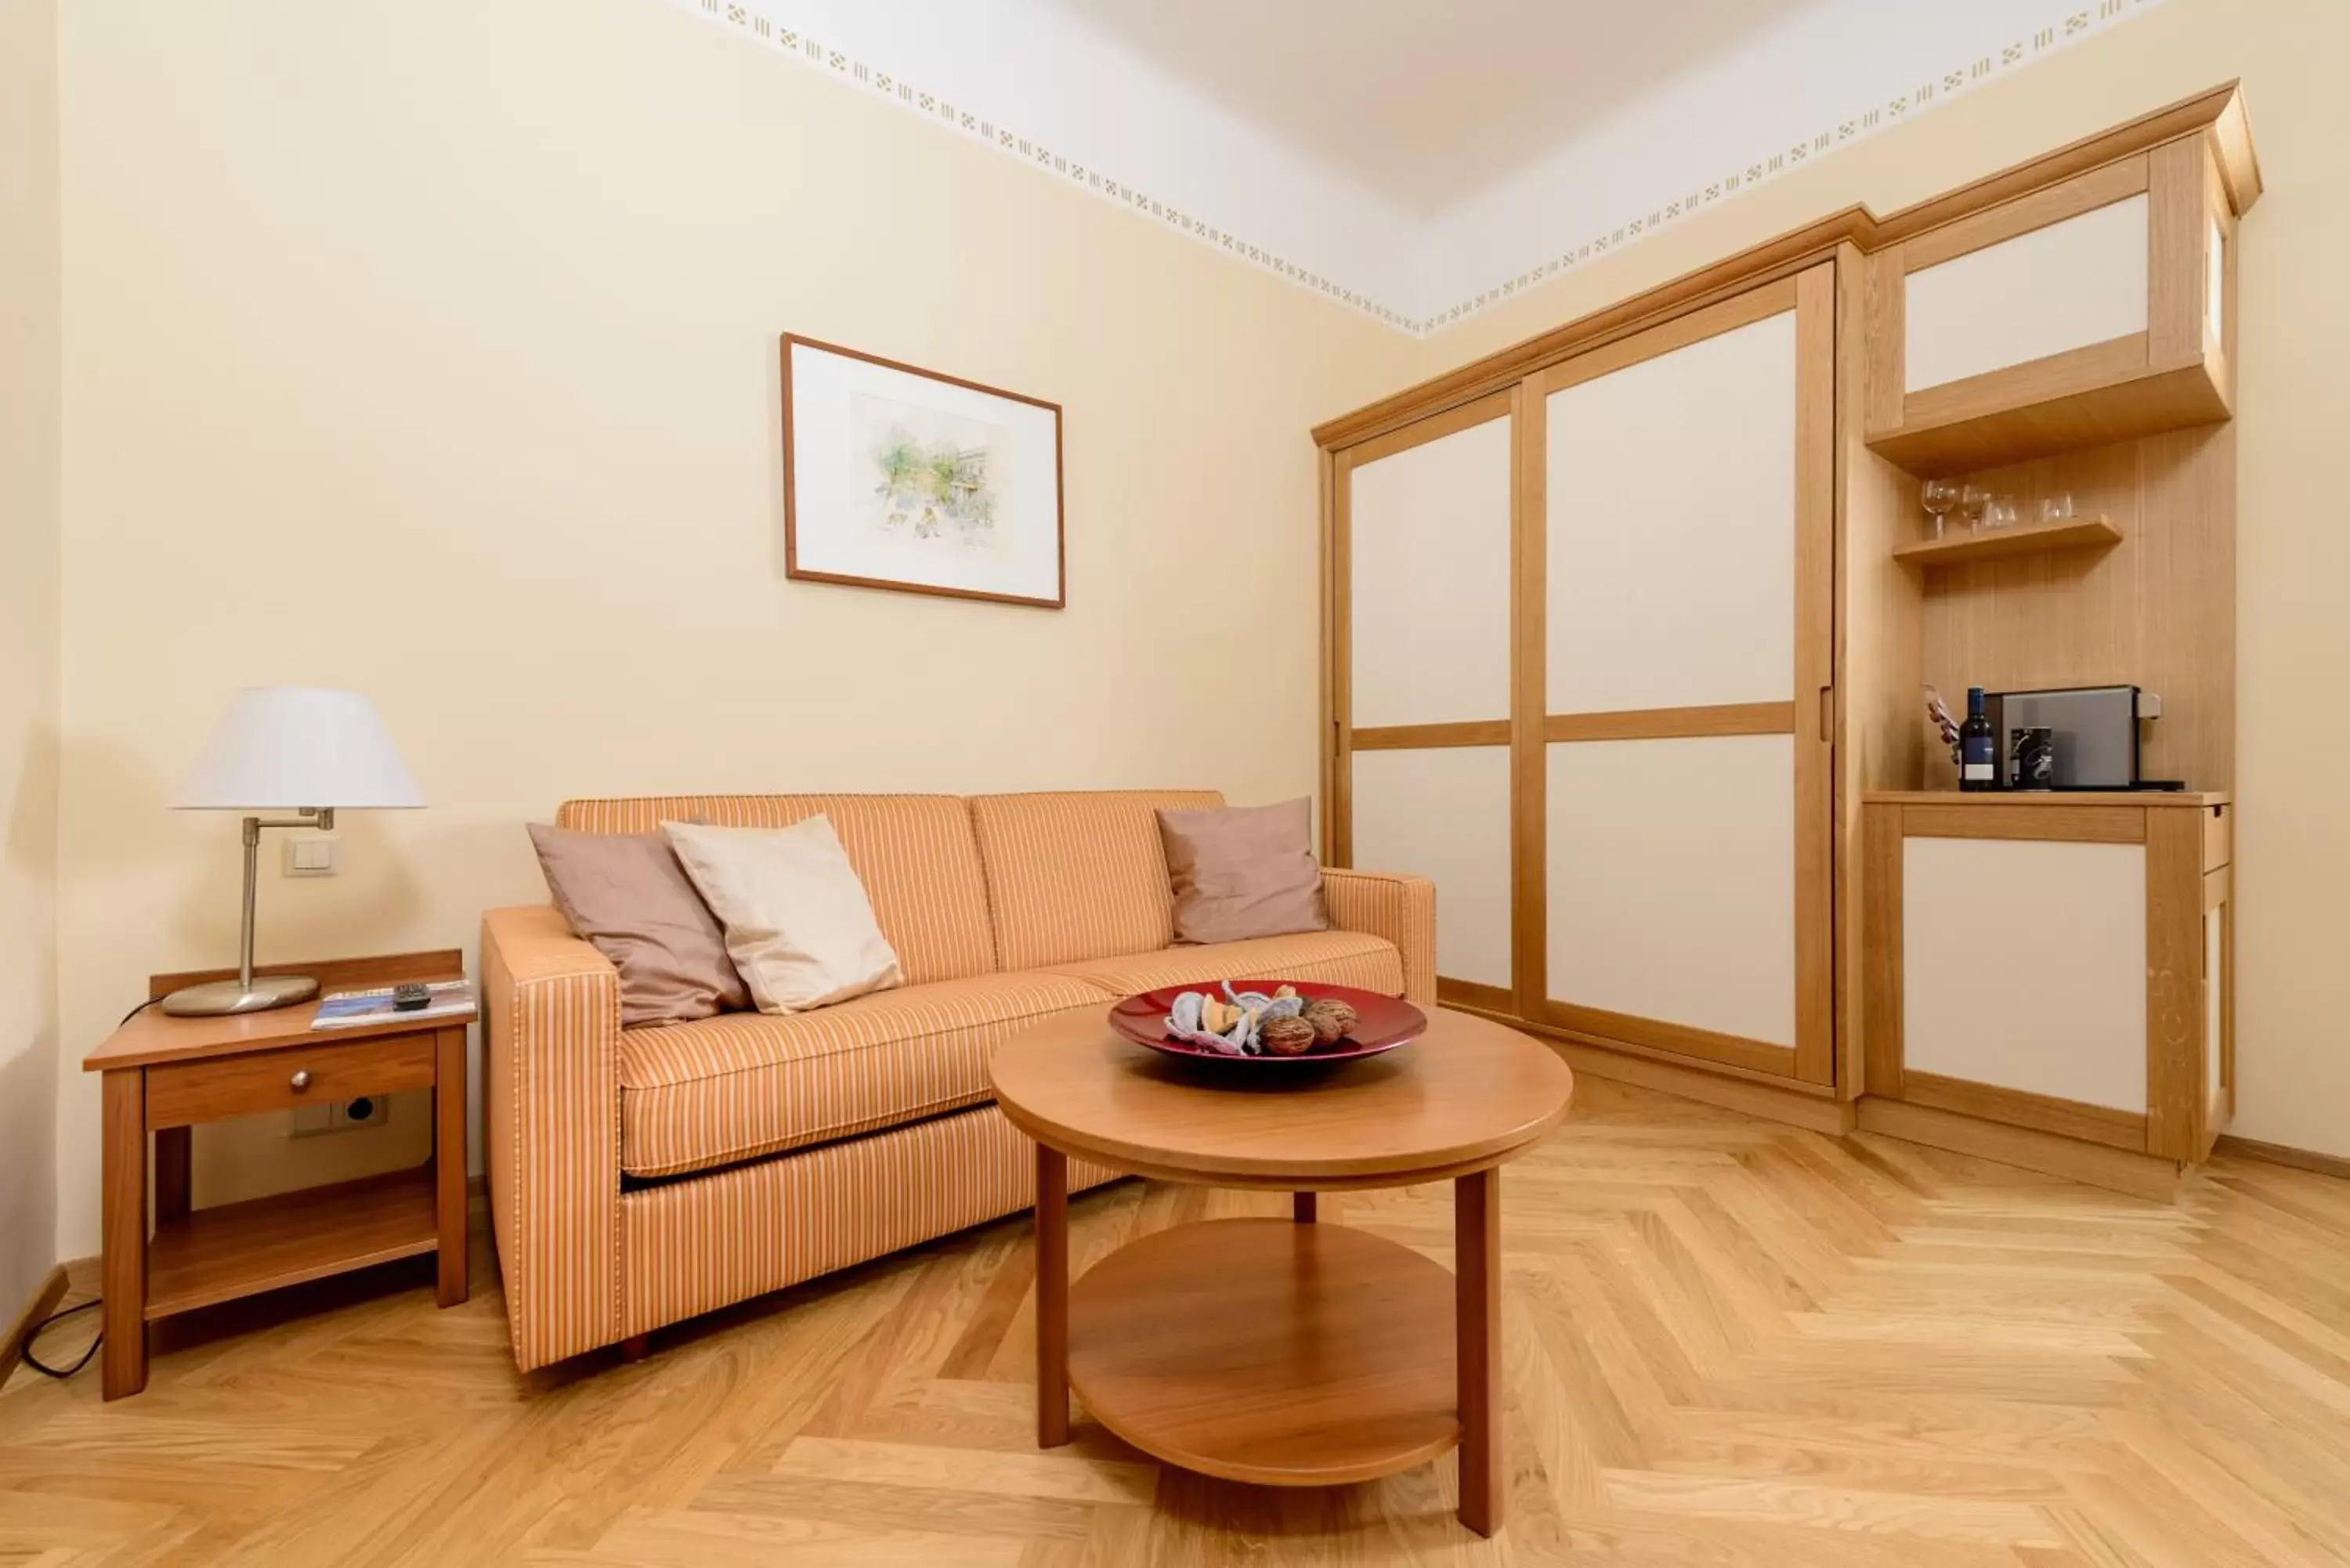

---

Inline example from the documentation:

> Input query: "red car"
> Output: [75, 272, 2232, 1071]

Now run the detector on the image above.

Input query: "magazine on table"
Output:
[311, 978, 477, 1030]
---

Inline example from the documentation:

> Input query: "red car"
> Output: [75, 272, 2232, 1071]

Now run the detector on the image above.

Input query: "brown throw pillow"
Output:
[527, 824, 750, 1028]
[1157, 798, 1330, 945]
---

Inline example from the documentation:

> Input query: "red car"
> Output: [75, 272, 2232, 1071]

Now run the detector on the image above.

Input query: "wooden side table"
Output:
[81, 951, 475, 1400]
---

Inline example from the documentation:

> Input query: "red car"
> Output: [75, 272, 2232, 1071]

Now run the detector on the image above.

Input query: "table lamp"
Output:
[161, 687, 424, 1017]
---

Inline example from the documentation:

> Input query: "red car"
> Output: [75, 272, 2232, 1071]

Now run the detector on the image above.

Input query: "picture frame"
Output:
[780, 334, 1066, 609]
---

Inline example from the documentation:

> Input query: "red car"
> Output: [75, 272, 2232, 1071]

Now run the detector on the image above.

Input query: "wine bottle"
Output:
[1960, 686, 1997, 792]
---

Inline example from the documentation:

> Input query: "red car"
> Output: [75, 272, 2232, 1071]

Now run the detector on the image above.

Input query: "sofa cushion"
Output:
[969, 789, 1223, 970]
[1039, 929, 1405, 999]
[559, 794, 996, 984]
[1159, 797, 1329, 944]
[663, 817, 904, 1013]
[616, 970, 1112, 1177]
[525, 824, 750, 1028]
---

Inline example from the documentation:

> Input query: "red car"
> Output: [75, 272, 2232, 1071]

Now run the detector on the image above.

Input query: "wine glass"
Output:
[1921, 479, 1961, 541]
[1959, 484, 1990, 533]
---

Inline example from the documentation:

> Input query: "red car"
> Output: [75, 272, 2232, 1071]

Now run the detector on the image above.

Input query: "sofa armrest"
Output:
[1321, 868, 1437, 1006]
[481, 905, 624, 1370]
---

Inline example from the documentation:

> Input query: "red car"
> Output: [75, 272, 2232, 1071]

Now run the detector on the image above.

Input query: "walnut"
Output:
[1258, 1015, 1318, 1056]
[1301, 998, 1358, 1046]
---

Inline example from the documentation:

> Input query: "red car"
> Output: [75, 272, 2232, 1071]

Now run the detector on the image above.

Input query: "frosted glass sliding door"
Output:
[1330, 266, 1835, 1069]
[1351, 746, 1512, 991]
[1528, 268, 1835, 1080]
[1334, 393, 1516, 1001]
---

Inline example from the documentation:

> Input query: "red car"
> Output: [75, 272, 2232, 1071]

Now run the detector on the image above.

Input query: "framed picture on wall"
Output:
[780, 334, 1065, 609]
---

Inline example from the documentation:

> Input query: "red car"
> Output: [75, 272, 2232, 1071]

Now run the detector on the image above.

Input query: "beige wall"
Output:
[1, 0, 63, 1321]
[39, 0, 2350, 1265]
[48, 0, 1410, 1255]
[1390, 0, 2350, 1158]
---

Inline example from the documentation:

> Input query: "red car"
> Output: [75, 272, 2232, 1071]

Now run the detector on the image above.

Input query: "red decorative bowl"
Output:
[1108, 981, 1426, 1065]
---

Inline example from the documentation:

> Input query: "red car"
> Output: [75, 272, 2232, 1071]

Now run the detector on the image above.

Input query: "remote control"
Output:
[392, 983, 432, 1011]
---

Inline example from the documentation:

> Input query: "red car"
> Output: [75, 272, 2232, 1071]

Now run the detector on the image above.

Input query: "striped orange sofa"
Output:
[479, 789, 1435, 1371]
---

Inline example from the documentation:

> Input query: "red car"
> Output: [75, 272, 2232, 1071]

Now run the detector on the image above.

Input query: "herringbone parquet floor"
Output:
[5, 1076, 2349, 1566]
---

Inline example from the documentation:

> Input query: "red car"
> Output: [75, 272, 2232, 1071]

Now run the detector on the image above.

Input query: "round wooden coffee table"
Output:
[989, 1003, 1574, 1537]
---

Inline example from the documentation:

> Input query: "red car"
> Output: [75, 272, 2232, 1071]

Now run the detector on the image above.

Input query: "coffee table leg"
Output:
[1036, 1143, 1070, 1447]
[1455, 1167, 1501, 1535]
[1292, 1191, 1318, 1223]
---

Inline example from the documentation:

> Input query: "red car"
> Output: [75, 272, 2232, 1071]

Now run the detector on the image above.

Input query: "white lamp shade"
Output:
[172, 687, 424, 810]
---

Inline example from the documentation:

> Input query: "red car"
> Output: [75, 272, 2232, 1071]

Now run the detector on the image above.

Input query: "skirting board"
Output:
[2213, 1133, 2350, 1182]
[2, 1265, 70, 1380]
[1856, 1097, 2182, 1202]
[1540, 1036, 1858, 1136]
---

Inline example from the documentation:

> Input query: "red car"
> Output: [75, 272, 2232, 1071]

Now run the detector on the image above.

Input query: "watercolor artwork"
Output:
[783, 335, 1064, 608]
[850, 392, 1010, 555]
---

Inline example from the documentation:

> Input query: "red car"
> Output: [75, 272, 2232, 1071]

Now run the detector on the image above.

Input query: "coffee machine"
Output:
[1985, 685, 2179, 790]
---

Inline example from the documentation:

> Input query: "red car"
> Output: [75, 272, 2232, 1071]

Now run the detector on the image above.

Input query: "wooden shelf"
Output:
[1893, 515, 2122, 569]
[1865, 357, 2232, 477]
[1065, 1217, 1459, 1487]
[146, 1165, 439, 1319]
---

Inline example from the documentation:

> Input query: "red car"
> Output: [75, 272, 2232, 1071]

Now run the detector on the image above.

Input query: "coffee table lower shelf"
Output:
[1065, 1217, 1459, 1487]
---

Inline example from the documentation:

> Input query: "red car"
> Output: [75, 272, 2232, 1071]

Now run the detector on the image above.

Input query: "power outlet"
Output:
[289, 1096, 391, 1137]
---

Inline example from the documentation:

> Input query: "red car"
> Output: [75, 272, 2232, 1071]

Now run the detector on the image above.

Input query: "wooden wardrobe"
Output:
[1315, 84, 2258, 1155]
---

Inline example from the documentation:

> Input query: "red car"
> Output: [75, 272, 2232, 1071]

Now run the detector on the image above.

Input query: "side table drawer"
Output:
[146, 1031, 439, 1129]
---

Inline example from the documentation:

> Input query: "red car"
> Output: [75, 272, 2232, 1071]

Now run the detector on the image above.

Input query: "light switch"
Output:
[284, 836, 337, 876]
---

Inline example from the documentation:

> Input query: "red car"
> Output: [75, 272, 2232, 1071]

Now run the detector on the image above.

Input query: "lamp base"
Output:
[159, 974, 320, 1017]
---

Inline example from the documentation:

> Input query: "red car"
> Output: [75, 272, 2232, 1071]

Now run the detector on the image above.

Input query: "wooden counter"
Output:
[1862, 790, 2229, 807]
[1859, 793, 2232, 1198]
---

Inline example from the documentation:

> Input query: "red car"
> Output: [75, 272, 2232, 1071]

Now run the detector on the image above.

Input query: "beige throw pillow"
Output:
[662, 816, 904, 1013]
[526, 824, 750, 1029]
[1158, 797, 1330, 945]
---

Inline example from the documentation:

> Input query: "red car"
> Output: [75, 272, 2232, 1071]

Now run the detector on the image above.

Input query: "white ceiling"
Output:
[1041, 0, 1825, 215]
[692, 0, 2169, 332]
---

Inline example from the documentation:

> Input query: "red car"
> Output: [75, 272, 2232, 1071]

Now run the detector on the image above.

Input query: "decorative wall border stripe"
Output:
[671, 0, 2166, 338]
[1427, 0, 2171, 334]
[669, 0, 1413, 332]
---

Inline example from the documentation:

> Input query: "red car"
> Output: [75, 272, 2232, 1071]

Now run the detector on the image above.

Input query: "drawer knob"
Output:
[290, 1068, 313, 1091]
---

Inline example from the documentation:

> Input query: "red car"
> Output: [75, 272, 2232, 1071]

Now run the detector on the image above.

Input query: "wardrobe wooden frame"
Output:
[1316, 82, 2258, 1104]
[1326, 267, 1835, 1083]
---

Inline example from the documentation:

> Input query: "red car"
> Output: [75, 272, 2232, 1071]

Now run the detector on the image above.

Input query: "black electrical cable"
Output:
[21, 1298, 101, 1379]
[24, 993, 164, 1380]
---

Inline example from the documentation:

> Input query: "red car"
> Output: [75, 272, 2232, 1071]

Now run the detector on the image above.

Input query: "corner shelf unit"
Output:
[1892, 515, 2122, 569]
